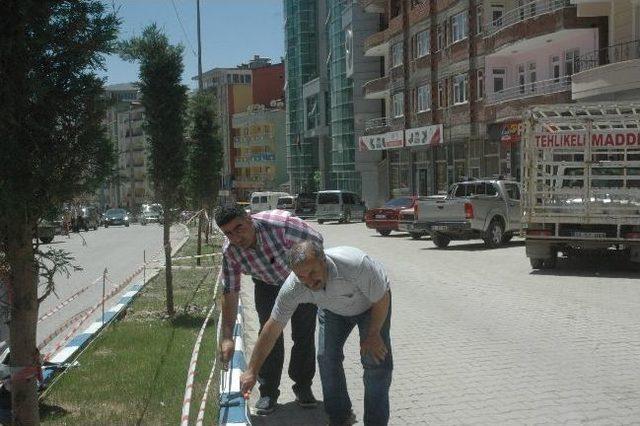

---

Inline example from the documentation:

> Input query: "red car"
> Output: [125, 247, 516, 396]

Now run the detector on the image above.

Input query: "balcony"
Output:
[364, 15, 404, 57]
[486, 75, 571, 104]
[485, 0, 571, 37]
[359, 0, 385, 13]
[573, 40, 640, 100]
[363, 76, 390, 99]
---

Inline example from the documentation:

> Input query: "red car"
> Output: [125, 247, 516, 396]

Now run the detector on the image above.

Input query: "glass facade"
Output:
[284, 0, 319, 193]
[327, 0, 360, 194]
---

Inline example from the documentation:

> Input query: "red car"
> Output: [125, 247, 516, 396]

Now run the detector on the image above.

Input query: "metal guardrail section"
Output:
[522, 103, 640, 224]
[578, 39, 640, 72]
[486, 0, 570, 37]
[486, 75, 571, 104]
[364, 116, 392, 131]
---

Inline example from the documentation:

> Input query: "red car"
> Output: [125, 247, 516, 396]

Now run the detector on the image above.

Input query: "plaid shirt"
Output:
[221, 210, 323, 293]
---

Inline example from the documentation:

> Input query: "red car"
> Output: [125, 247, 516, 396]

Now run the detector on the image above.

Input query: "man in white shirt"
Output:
[240, 241, 393, 426]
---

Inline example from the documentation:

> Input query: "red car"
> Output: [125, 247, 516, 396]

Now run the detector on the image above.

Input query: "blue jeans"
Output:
[317, 302, 393, 425]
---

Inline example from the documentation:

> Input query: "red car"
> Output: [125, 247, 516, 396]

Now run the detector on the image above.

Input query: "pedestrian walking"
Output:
[215, 204, 322, 415]
[240, 241, 393, 426]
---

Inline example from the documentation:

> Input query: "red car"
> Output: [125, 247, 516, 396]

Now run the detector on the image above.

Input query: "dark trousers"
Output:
[253, 278, 317, 399]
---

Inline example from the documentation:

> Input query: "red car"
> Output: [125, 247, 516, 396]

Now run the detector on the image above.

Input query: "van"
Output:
[276, 195, 296, 214]
[250, 191, 290, 214]
[315, 190, 366, 224]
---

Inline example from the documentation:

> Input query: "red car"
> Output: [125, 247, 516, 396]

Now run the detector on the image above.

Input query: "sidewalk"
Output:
[240, 274, 366, 426]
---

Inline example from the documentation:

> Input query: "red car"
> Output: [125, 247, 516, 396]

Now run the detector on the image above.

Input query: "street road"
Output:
[243, 221, 640, 425]
[37, 223, 185, 355]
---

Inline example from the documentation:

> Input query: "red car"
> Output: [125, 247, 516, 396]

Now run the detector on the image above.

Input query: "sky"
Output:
[99, 0, 284, 89]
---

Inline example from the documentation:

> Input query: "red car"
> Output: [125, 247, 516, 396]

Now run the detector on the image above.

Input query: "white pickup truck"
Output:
[413, 179, 522, 248]
[521, 103, 640, 269]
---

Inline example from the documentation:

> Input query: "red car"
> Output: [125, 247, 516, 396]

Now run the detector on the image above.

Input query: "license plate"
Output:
[432, 225, 447, 231]
[375, 214, 386, 219]
[573, 232, 606, 238]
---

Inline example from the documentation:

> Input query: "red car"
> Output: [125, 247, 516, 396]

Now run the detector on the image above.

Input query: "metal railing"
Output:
[486, 75, 571, 104]
[364, 116, 392, 132]
[486, 0, 570, 37]
[578, 39, 640, 72]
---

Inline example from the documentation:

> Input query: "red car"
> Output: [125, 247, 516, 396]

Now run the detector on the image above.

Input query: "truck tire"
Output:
[410, 232, 422, 240]
[530, 256, 557, 270]
[378, 230, 391, 236]
[40, 236, 53, 244]
[484, 219, 505, 248]
[502, 233, 513, 244]
[432, 233, 450, 248]
[317, 219, 324, 225]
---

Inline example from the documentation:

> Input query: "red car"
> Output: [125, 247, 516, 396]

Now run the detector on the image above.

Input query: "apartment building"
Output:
[103, 83, 151, 211]
[360, 0, 605, 198]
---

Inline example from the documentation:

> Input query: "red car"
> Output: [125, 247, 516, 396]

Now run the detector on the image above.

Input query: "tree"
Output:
[120, 25, 188, 315]
[185, 90, 223, 260]
[0, 1, 118, 423]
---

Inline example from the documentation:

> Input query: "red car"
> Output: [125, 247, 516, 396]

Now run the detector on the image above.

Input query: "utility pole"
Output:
[197, 0, 203, 91]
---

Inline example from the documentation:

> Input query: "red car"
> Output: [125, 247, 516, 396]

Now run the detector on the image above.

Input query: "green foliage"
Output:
[185, 90, 223, 209]
[119, 25, 188, 208]
[0, 0, 120, 228]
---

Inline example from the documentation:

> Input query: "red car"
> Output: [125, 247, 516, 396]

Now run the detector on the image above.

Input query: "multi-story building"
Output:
[360, 0, 605, 199]
[200, 56, 284, 200]
[232, 102, 287, 200]
[103, 83, 151, 211]
[572, 0, 640, 101]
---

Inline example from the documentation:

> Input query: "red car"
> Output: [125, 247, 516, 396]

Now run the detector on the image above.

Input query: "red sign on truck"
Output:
[534, 131, 640, 148]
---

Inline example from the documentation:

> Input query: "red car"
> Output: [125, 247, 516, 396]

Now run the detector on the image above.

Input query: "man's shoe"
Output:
[327, 411, 356, 426]
[255, 395, 278, 415]
[293, 387, 318, 408]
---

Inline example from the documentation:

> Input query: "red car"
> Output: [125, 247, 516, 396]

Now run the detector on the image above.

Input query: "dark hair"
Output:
[214, 204, 247, 227]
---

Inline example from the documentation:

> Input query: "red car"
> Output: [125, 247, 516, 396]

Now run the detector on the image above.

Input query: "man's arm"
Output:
[240, 318, 285, 395]
[360, 290, 390, 364]
[219, 290, 239, 368]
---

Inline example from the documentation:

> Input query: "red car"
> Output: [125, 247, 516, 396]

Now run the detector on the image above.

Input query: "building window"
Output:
[438, 81, 446, 108]
[306, 95, 319, 130]
[565, 49, 580, 77]
[518, 64, 525, 94]
[551, 55, 561, 82]
[417, 84, 431, 112]
[492, 68, 506, 93]
[391, 42, 403, 68]
[476, 5, 483, 34]
[416, 30, 429, 58]
[453, 73, 468, 104]
[393, 92, 404, 117]
[451, 12, 468, 43]
[491, 5, 504, 27]
[437, 25, 444, 50]
[528, 62, 537, 92]
[233, 74, 240, 84]
[477, 69, 484, 99]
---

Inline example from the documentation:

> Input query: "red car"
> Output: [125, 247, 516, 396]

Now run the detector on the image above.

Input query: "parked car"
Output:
[294, 192, 317, 219]
[397, 207, 426, 240]
[414, 178, 522, 248]
[316, 190, 366, 224]
[140, 203, 163, 225]
[103, 208, 130, 228]
[36, 219, 55, 244]
[249, 191, 290, 213]
[276, 196, 296, 214]
[365, 196, 418, 236]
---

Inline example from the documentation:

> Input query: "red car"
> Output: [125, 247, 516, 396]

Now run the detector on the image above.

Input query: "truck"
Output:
[522, 102, 640, 269]
[413, 179, 522, 248]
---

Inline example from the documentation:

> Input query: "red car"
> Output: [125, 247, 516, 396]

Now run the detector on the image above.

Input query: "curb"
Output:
[218, 300, 251, 426]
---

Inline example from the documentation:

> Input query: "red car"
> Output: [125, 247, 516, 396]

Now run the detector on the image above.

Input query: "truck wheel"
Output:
[502, 233, 513, 244]
[410, 232, 422, 240]
[40, 236, 53, 244]
[317, 219, 324, 225]
[484, 219, 505, 248]
[530, 256, 557, 269]
[530, 258, 545, 269]
[432, 233, 450, 248]
[378, 230, 391, 236]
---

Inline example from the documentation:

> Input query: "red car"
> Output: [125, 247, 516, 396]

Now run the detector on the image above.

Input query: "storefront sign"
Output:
[359, 130, 404, 151]
[405, 124, 443, 147]
[533, 130, 640, 148]
[500, 122, 523, 144]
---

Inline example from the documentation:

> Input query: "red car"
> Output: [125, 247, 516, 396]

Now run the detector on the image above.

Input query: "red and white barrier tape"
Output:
[38, 276, 103, 324]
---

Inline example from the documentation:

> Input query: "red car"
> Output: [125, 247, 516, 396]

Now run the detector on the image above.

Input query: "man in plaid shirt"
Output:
[215, 204, 323, 415]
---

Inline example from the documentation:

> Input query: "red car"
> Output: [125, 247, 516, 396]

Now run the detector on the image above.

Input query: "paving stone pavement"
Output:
[240, 221, 640, 425]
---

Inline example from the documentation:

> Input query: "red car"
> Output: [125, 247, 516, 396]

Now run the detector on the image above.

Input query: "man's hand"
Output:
[219, 337, 235, 370]
[360, 333, 388, 364]
[240, 369, 257, 398]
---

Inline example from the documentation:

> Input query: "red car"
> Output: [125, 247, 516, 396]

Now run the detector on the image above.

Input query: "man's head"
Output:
[287, 241, 328, 291]
[215, 204, 256, 249]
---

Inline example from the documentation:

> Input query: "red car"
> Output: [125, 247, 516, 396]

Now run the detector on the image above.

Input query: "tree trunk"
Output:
[204, 206, 210, 245]
[6, 223, 40, 425]
[163, 217, 175, 316]
[196, 211, 202, 267]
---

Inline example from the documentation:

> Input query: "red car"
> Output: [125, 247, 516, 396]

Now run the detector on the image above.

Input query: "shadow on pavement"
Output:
[530, 253, 640, 279]
[420, 240, 525, 251]
[250, 401, 328, 426]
